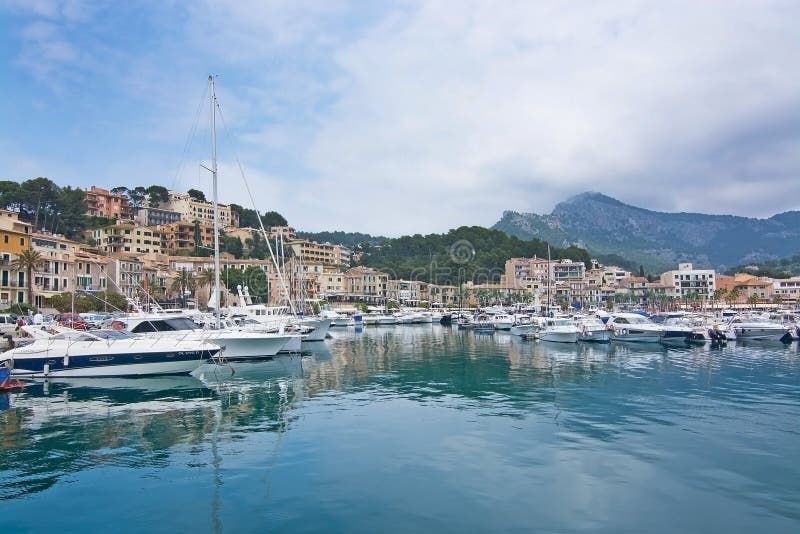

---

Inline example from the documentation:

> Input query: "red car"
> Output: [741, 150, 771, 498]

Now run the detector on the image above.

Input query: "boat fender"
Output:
[63, 355, 69, 367]
[43, 363, 50, 377]
[622, 329, 628, 336]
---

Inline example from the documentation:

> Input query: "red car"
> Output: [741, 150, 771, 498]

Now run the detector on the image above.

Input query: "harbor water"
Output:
[1, 326, 799, 533]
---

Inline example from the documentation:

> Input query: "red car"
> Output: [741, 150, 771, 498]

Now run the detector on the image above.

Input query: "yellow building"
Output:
[92, 223, 164, 255]
[0, 210, 32, 305]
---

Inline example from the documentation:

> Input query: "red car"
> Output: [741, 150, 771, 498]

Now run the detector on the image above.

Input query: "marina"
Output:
[1, 324, 799, 532]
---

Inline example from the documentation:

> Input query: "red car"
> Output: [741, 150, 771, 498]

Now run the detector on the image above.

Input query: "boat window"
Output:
[52, 333, 96, 341]
[615, 317, 629, 324]
[92, 330, 133, 340]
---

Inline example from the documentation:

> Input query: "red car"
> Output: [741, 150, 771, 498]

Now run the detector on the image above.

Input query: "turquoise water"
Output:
[1, 326, 799, 533]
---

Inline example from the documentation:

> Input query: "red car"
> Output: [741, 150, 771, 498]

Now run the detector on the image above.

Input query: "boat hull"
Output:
[8, 350, 210, 378]
[578, 329, 611, 343]
[540, 331, 579, 343]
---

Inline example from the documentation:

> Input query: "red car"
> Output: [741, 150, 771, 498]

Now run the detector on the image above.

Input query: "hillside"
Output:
[494, 192, 800, 272]
[357, 226, 591, 285]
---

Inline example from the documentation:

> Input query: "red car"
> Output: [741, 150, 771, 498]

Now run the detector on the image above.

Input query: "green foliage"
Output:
[727, 253, 800, 278]
[47, 291, 128, 313]
[296, 230, 385, 249]
[1, 303, 38, 315]
[230, 203, 288, 229]
[222, 235, 244, 258]
[221, 266, 269, 302]
[357, 226, 592, 285]
[187, 188, 207, 202]
[0, 178, 89, 239]
[145, 185, 169, 207]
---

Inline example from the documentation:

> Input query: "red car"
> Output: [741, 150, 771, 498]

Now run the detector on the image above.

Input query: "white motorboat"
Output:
[1, 329, 218, 378]
[117, 314, 295, 360]
[510, 315, 537, 336]
[319, 310, 351, 327]
[607, 313, 663, 343]
[491, 313, 514, 330]
[472, 314, 495, 332]
[659, 317, 693, 346]
[539, 317, 579, 343]
[727, 314, 789, 341]
[574, 315, 611, 343]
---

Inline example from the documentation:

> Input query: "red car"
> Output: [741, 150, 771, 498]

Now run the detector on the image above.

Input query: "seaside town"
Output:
[1, 185, 797, 317]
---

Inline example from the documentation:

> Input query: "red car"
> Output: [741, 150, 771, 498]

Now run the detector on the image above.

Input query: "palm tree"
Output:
[11, 249, 44, 306]
[170, 269, 195, 307]
[728, 288, 741, 308]
[196, 268, 217, 306]
[747, 293, 759, 309]
[713, 288, 728, 311]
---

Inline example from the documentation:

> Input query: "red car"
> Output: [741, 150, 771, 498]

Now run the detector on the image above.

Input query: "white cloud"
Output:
[300, 0, 800, 233]
[4, 0, 800, 235]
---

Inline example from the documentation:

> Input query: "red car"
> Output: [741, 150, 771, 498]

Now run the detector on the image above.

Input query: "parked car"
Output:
[56, 313, 89, 330]
[79, 313, 111, 329]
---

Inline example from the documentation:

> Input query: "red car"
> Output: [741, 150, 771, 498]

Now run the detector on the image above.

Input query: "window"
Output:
[3, 235, 7, 244]
[19, 238, 24, 246]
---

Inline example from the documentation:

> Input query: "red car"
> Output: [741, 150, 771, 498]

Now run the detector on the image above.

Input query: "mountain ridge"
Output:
[493, 193, 800, 272]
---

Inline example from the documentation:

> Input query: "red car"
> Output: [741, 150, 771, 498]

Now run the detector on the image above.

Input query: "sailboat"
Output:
[120, 76, 298, 360]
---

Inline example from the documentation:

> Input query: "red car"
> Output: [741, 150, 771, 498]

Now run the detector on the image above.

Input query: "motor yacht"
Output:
[607, 313, 663, 343]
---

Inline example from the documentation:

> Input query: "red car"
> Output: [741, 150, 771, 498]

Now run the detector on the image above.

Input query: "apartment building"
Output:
[288, 240, 342, 267]
[30, 233, 79, 308]
[163, 191, 239, 228]
[344, 266, 388, 302]
[84, 186, 131, 220]
[0, 210, 31, 305]
[135, 206, 182, 227]
[659, 263, 716, 297]
[158, 221, 214, 253]
[91, 223, 163, 255]
[106, 255, 145, 300]
[773, 277, 800, 303]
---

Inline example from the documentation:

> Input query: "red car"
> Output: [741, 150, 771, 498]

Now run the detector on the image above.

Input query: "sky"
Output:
[1, 0, 799, 236]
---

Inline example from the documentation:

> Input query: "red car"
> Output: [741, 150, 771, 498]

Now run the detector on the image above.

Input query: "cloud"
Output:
[301, 0, 800, 233]
[3, 0, 800, 236]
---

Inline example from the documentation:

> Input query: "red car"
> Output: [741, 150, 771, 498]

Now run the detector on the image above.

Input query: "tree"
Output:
[145, 185, 170, 207]
[747, 293, 760, 309]
[261, 211, 287, 227]
[128, 186, 148, 213]
[171, 269, 195, 307]
[187, 188, 206, 202]
[196, 268, 217, 306]
[638, 265, 645, 277]
[713, 288, 728, 310]
[727, 288, 741, 307]
[11, 249, 43, 306]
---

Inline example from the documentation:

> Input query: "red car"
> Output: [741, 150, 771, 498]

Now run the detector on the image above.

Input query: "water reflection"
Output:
[1, 326, 798, 529]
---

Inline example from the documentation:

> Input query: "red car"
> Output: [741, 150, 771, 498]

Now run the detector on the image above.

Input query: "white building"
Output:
[659, 263, 716, 298]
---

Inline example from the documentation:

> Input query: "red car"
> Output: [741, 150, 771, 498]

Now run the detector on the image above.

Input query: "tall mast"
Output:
[210, 74, 221, 329]
[547, 244, 551, 316]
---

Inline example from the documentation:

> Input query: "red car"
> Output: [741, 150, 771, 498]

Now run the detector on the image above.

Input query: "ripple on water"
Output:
[1, 328, 799, 532]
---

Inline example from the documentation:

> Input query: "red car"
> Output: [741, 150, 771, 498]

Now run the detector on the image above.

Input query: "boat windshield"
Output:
[131, 317, 199, 333]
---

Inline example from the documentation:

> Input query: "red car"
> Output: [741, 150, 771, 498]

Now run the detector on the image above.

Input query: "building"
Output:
[717, 273, 773, 302]
[30, 232, 80, 308]
[105, 255, 146, 301]
[91, 223, 163, 255]
[288, 240, 342, 267]
[163, 191, 239, 228]
[266, 226, 297, 240]
[659, 263, 716, 298]
[318, 269, 347, 299]
[773, 277, 800, 303]
[387, 279, 430, 305]
[0, 210, 32, 305]
[343, 266, 388, 302]
[158, 221, 214, 253]
[135, 206, 182, 227]
[84, 186, 131, 220]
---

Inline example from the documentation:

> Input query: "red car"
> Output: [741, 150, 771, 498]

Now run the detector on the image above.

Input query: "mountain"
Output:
[493, 192, 800, 272]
